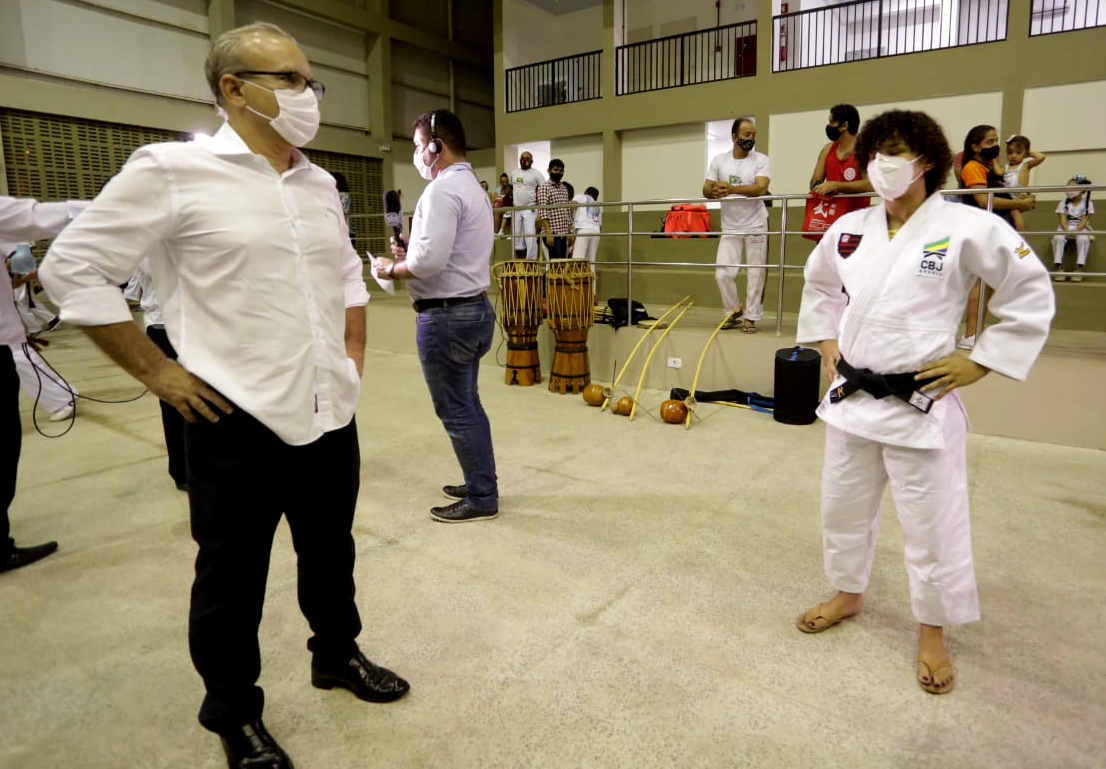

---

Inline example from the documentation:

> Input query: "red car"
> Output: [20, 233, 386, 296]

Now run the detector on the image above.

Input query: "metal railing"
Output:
[616, 22, 757, 96]
[505, 50, 602, 113]
[773, 0, 1007, 73]
[1030, 0, 1105, 35]
[446, 182, 1103, 337]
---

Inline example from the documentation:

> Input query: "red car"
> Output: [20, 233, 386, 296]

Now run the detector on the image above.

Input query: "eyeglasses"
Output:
[235, 70, 325, 101]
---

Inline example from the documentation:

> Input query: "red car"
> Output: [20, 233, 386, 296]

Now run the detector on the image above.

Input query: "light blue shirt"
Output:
[405, 161, 494, 301]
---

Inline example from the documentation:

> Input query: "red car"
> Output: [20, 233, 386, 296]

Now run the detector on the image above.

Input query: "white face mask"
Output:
[242, 80, 320, 147]
[867, 153, 924, 201]
[413, 145, 437, 181]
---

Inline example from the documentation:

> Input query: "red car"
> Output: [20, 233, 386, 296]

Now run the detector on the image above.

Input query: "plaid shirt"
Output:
[535, 182, 573, 235]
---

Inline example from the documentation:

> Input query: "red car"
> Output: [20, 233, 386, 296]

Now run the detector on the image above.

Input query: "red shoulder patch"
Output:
[837, 233, 863, 258]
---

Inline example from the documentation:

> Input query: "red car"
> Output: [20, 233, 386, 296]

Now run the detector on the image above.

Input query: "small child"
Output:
[1004, 134, 1046, 232]
[1052, 175, 1094, 282]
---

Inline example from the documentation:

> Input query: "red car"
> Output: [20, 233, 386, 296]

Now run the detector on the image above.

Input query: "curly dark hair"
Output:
[855, 109, 953, 196]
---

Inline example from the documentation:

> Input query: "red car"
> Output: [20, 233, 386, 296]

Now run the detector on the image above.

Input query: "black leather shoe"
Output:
[219, 719, 293, 768]
[0, 540, 59, 573]
[430, 498, 498, 523]
[442, 483, 467, 499]
[311, 651, 409, 703]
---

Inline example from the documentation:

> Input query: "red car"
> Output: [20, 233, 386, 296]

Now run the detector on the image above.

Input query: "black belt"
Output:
[412, 292, 486, 313]
[829, 356, 938, 414]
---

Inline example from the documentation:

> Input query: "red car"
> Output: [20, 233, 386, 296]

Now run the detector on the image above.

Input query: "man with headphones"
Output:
[374, 109, 499, 523]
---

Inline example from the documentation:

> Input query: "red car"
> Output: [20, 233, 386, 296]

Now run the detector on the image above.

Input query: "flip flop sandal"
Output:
[916, 658, 956, 694]
[795, 603, 858, 634]
[741, 321, 758, 334]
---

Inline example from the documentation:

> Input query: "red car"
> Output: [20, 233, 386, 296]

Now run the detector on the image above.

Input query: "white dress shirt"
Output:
[404, 162, 494, 302]
[40, 123, 369, 446]
[0, 197, 82, 346]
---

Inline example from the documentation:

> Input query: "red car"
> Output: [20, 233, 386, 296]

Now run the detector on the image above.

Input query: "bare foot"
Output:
[796, 591, 864, 633]
[917, 624, 955, 694]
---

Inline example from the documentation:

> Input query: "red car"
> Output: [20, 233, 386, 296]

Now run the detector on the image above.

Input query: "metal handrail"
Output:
[363, 183, 1104, 336]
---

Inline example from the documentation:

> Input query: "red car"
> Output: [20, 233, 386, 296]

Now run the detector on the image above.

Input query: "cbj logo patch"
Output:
[917, 236, 950, 279]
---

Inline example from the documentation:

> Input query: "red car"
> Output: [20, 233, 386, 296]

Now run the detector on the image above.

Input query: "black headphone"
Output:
[427, 110, 441, 156]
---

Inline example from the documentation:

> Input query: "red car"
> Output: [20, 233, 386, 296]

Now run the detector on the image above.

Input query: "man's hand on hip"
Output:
[149, 359, 233, 423]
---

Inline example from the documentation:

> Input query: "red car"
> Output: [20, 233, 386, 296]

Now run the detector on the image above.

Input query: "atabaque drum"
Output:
[494, 261, 544, 386]
[545, 259, 593, 394]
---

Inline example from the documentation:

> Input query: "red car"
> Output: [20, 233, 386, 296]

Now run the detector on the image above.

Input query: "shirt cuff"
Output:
[57, 286, 135, 326]
[344, 278, 370, 307]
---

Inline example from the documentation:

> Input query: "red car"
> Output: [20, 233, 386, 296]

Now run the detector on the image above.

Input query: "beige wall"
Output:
[0, 0, 488, 162]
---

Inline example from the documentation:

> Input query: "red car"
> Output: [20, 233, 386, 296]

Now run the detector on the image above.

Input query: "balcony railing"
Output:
[505, 50, 602, 113]
[773, 0, 1007, 73]
[1030, 0, 1105, 35]
[616, 22, 757, 96]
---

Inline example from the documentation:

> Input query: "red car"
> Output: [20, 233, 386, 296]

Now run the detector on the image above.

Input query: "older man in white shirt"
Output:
[40, 22, 407, 769]
[374, 109, 498, 524]
[0, 196, 83, 574]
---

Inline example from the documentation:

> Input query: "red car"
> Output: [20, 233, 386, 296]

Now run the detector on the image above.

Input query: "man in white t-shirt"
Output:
[511, 151, 546, 259]
[704, 117, 771, 332]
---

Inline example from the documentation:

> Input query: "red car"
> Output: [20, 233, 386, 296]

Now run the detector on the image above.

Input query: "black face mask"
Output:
[979, 145, 1000, 161]
[736, 138, 755, 152]
[825, 124, 842, 142]
[549, 172, 564, 183]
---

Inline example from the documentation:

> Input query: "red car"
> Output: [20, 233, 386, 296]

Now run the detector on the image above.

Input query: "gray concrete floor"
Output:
[2, 324, 1105, 768]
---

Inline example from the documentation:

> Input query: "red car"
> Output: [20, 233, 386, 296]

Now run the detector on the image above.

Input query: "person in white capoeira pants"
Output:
[510, 150, 545, 260]
[14, 343, 77, 421]
[3, 243, 76, 421]
[796, 109, 1055, 695]
[1051, 175, 1094, 282]
[703, 117, 771, 332]
[571, 186, 602, 269]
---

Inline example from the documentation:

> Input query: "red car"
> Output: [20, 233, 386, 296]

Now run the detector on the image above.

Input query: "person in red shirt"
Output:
[809, 104, 873, 210]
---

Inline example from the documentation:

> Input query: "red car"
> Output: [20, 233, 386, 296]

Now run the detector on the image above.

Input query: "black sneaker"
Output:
[442, 484, 467, 500]
[430, 499, 498, 523]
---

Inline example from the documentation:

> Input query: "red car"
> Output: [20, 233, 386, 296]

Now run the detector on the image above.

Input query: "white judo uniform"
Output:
[797, 193, 1055, 626]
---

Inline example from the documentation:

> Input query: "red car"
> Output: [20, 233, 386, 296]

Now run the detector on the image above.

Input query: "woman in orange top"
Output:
[957, 125, 1037, 348]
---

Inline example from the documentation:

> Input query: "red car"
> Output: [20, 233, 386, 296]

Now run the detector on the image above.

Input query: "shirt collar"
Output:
[205, 122, 310, 171]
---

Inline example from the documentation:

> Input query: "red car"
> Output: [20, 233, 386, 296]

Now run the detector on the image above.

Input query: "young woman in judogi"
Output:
[794, 110, 1055, 694]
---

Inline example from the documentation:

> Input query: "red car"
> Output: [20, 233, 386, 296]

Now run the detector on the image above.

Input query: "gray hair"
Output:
[204, 22, 297, 105]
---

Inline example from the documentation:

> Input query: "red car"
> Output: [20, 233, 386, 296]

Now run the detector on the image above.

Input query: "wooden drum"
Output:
[545, 260, 594, 394]
[494, 261, 543, 386]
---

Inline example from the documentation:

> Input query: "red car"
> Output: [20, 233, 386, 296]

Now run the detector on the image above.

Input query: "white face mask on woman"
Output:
[866, 153, 925, 201]
[242, 80, 320, 146]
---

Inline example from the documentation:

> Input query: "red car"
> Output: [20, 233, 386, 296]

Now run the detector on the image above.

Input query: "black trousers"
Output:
[145, 326, 187, 487]
[545, 236, 569, 260]
[185, 407, 362, 733]
[1, 345, 20, 553]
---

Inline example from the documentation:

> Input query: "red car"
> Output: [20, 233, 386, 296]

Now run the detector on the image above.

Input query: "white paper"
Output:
[366, 251, 395, 295]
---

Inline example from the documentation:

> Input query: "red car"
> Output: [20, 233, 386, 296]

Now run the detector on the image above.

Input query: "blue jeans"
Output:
[415, 296, 498, 511]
